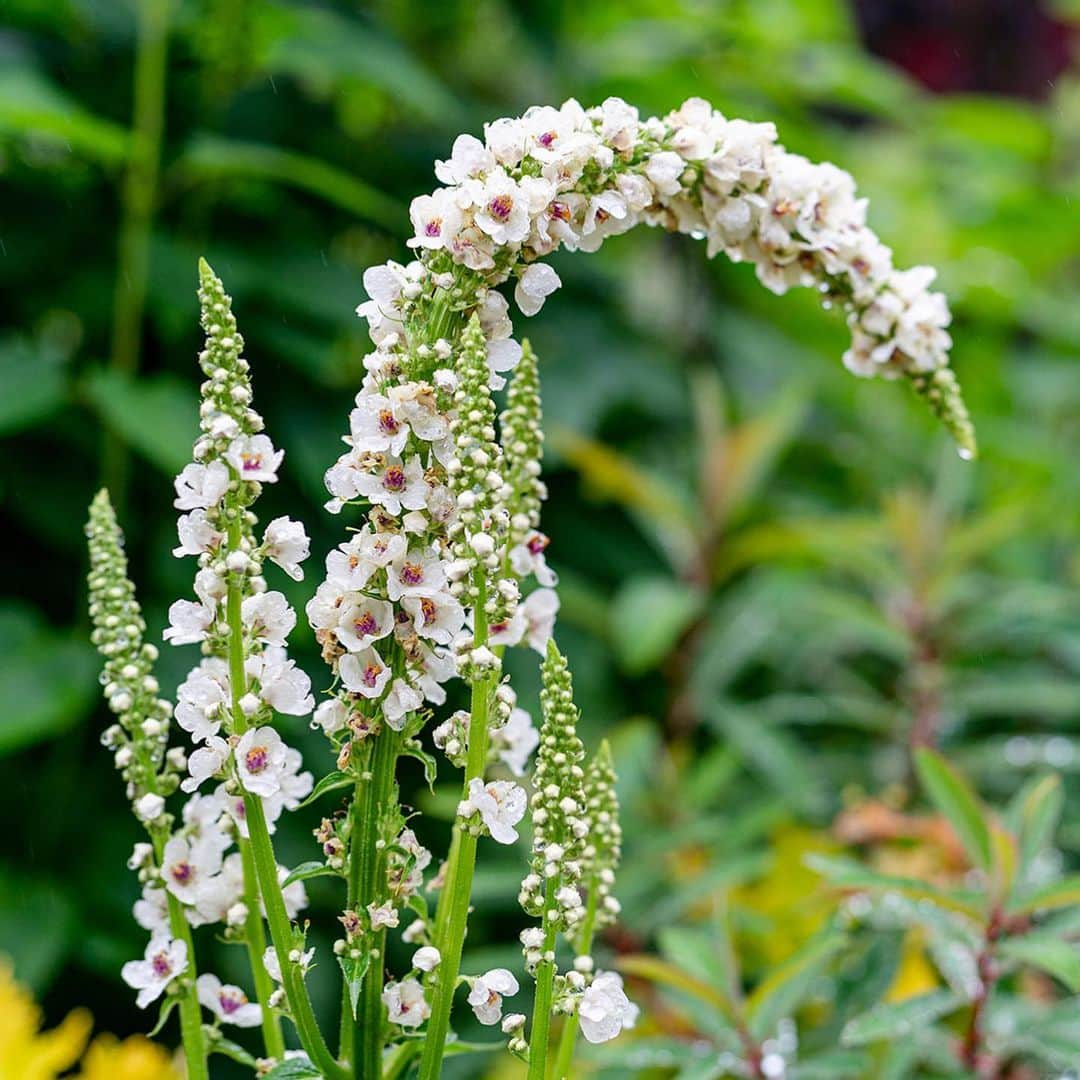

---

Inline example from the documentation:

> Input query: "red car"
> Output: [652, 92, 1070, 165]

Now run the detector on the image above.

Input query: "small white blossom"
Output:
[382, 978, 430, 1028]
[197, 973, 263, 1027]
[578, 971, 638, 1044]
[226, 434, 283, 483]
[263, 516, 310, 580]
[467, 968, 519, 1025]
[464, 778, 527, 844]
[241, 591, 296, 646]
[174, 461, 229, 511]
[235, 726, 289, 797]
[412, 946, 441, 972]
[122, 935, 187, 1008]
[163, 600, 214, 646]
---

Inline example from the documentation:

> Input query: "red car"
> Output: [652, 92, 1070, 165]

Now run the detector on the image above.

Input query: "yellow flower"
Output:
[0, 959, 91, 1080]
[74, 1034, 181, 1080]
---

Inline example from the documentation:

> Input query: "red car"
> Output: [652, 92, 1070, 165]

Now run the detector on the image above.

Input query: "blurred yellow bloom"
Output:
[0, 960, 91, 1080]
[885, 932, 939, 1003]
[0, 959, 180, 1080]
[74, 1034, 180, 1080]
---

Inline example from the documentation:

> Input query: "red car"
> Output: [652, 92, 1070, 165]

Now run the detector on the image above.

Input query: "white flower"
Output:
[578, 971, 638, 1044]
[514, 263, 561, 316]
[182, 735, 230, 793]
[509, 530, 557, 587]
[412, 946, 440, 972]
[247, 647, 314, 716]
[368, 901, 399, 930]
[312, 698, 348, 734]
[241, 591, 296, 647]
[122, 935, 187, 1009]
[163, 599, 214, 645]
[387, 549, 447, 601]
[335, 597, 395, 652]
[174, 461, 229, 510]
[435, 133, 495, 185]
[401, 592, 465, 645]
[644, 150, 686, 196]
[599, 96, 639, 152]
[176, 661, 230, 742]
[474, 169, 533, 245]
[174, 509, 223, 557]
[382, 678, 423, 731]
[382, 978, 430, 1028]
[467, 968, 519, 1025]
[262, 944, 314, 984]
[464, 778, 527, 844]
[236, 726, 289, 797]
[226, 434, 283, 483]
[492, 707, 539, 776]
[133, 883, 169, 934]
[263, 517, 310, 581]
[353, 455, 429, 516]
[196, 973, 263, 1027]
[194, 567, 226, 609]
[349, 393, 410, 456]
[522, 587, 560, 654]
[339, 647, 392, 699]
[161, 834, 225, 906]
[134, 793, 165, 822]
[409, 189, 463, 251]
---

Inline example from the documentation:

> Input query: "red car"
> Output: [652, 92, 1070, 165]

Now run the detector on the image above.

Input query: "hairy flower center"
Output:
[239, 452, 263, 473]
[400, 562, 424, 586]
[170, 861, 193, 885]
[245, 746, 269, 773]
[353, 612, 379, 636]
[537, 130, 557, 147]
[151, 951, 172, 978]
[378, 409, 400, 434]
[362, 663, 383, 688]
[527, 533, 549, 555]
[423, 218, 442, 237]
[419, 597, 437, 623]
[219, 989, 247, 1014]
[383, 466, 406, 492]
[488, 194, 514, 222]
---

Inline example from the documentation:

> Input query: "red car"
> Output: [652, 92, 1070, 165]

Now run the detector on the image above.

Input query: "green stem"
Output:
[163, 875, 209, 1080]
[417, 575, 492, 1080]
[352, 728, 400, 1078]
[240, 836, 286, 1058]
[551, 877, 600, 1080]
[104, 0, 169, 509]
[223, 512, 343, 1077]
[244, 793, 349, 1080]
[527, 878, 560, 1080]
[383, 1039, 421, 1080]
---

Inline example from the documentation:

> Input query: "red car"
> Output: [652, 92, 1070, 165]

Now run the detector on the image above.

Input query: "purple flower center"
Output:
[378, 409, 400, 434]
[419, 597, 437, 623]
[170, 861, 193, 885]
[400, 562, 424, 586]
[424, 219, 442, 237]
[245, 746, 268, 773]
[240, 453, 262, 473]
[488, 194, 514, 222]
[527, 534, 549, 555]
[383, 466, 406, 492]
[537, 130, 557, 148]
[353, 612, 379, 637]
[362, 663, 382, 688]
[151, 951, 172, 978]
[219, 990, 247, 1014]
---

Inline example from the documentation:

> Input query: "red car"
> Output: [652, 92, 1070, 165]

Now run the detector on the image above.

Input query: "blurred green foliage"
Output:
[1, 0, 1078, 1076]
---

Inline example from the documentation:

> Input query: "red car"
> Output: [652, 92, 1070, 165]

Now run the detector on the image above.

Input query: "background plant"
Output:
[1, 2, 1078, 1078]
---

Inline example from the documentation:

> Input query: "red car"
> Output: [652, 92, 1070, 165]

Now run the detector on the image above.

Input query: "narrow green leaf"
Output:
[262, 1060, 322, 1080]
[610, 576, 704, 674]
[841, 990, 962, 1047]
[148, 994, 179, 1036]
[401, 740, 438, 791]
[281, 861, 342, 888]
[998, 935, 1080, 992]
[338, 951, 371, 1019]
[295, 769, 353, 809]
[914, 749, 993, 872]
[1009, 774, 1064, 875]
[1007, 875, 1080, 916]
[205, 1028, 258, 1066]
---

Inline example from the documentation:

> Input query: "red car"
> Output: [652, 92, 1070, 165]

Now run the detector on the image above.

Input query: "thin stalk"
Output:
[244, 793, 349, 1080]
[336, 765, 368, 1066]
[160, 857, 209, 1080]
[527, 878, 559, 1080]
[353, 728, 400, 1078]
[104, 0, 170, 508]
[551, 876, 600, 1079]
[239, 836, 285, 1058]
[417, 574, 492, 1080]
[223, 512, 343, 1077]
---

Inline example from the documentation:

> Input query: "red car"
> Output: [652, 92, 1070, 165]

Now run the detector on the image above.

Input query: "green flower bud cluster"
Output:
[579, 740, 623, 942]
[908, 367, 977, 461]
[499, 340, 546, 550]
[86, 489, 177, 807]
[519, 641, 588, 932]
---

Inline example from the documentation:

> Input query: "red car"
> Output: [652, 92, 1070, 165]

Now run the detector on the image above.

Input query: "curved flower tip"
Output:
[908, 368, 977, 460]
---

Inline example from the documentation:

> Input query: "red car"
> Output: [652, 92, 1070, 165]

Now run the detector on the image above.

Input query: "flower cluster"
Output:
[371, 95, 974, 455]
[578, 739, 623, 943]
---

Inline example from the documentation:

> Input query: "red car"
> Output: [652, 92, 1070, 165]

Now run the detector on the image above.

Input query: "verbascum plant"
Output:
[86, 97, 975, 1080]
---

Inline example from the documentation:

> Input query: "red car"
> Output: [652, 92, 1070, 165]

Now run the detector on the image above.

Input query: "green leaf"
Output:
[789, 1050, 870, 1079]
[1007, 875, 1080, 916]
[0, 604, 98, 755]
[295, 769, 354, 809]
[0, 336, 69, 435]
[746, 931, 846, 1039]
[841, 990, 963, 1047]
[401, 739, 438, 791]
[805, 854, 980, 911]
[148, 994, 179, 1037]
[0, 64, 129, 164]
[173, 134, 405, 230]
[262, 1060, 321, 1080]
[998, 935, 1080, 992]
[281, 861, 342, 888]
[338, 951, 371, 1020]
[205, 1028, 258, 1066]
[83, 369, 198, 474]
[610, 576, 704, 674]
[657, 926, 732, 998]
[913, 749, 993, 872]
[1008, 773, 1063, 875]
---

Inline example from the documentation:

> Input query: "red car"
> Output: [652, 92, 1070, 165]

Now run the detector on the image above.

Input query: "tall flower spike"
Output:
[446, 313, 514, 662]
[519, 640, 588, 938]
[87, 489, 176, 815]
[500, 338, 545, 549]
[579, 740, 622, 944]
[908, 368, 977, 460]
